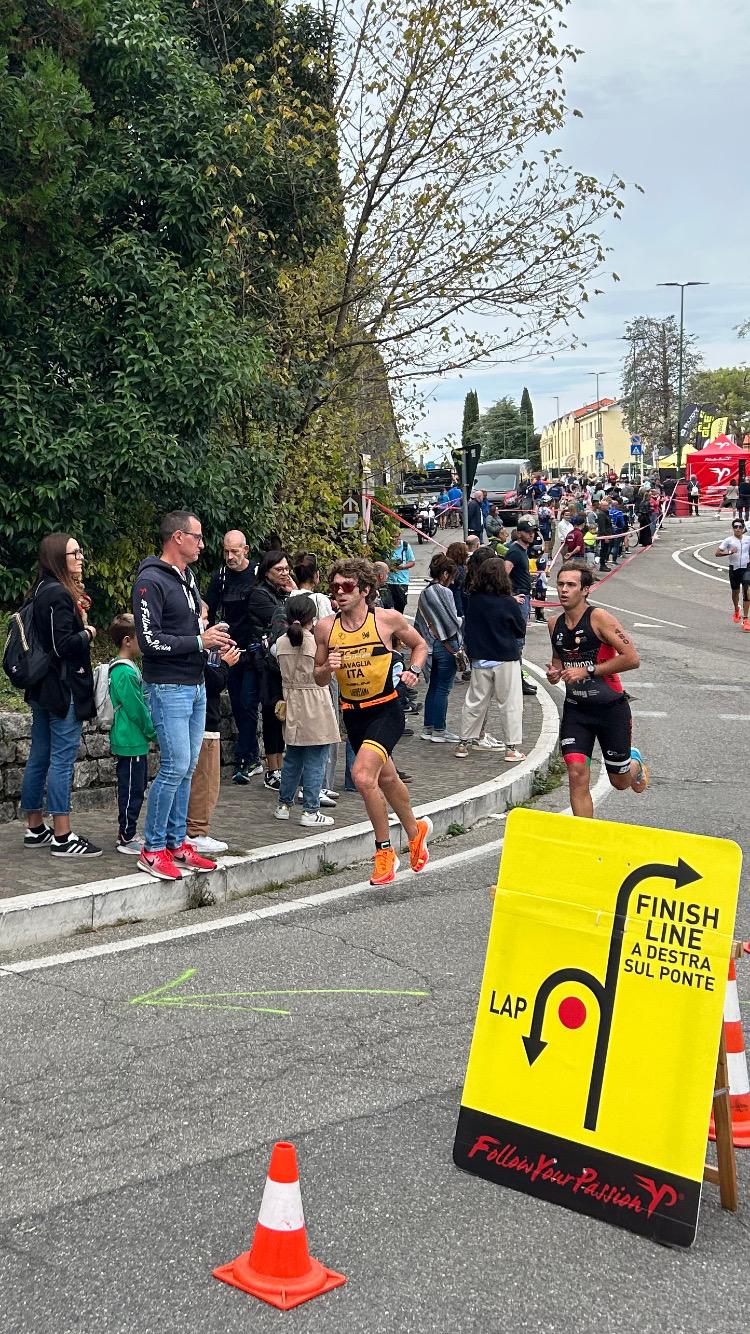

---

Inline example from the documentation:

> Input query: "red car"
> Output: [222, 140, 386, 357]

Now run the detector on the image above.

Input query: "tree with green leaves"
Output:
[619, 316, 702, 456]
[687, 367, 750, 450]
[462, 391, 480, 448]
[477, 397, 528, 461]
[0, 0, 373, 606]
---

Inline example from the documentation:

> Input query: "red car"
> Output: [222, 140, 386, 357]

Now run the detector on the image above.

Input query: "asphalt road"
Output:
[1, 514, 749, 1334]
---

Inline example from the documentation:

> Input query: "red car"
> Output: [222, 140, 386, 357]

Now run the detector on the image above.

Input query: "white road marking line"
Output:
[591, 599, 687, 630]
[631, 711, 668, 718]
[633, 623, 660, 629]
[697, 684, 743, 691]
[693, 547, 730, 573]
[672, 546, 727, 584]
[633, 682, 656, 688]
[0, 769, 615, 976]
[719, 714, 750, 721]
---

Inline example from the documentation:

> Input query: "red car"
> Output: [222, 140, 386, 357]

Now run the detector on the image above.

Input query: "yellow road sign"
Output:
[453, 809, 741, 1246]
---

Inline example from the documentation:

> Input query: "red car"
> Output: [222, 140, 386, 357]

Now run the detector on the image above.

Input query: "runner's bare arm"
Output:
[589, 609, 640, 675]
[714, 546, 729, 558]
[546, 616, 563, 683]
[313, 616, 339, 685]
[377, 610, 428, 678]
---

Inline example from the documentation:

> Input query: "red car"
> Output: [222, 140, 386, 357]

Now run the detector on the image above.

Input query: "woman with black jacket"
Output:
[19, 533, 102, 857]
[245, 549, 293, 790]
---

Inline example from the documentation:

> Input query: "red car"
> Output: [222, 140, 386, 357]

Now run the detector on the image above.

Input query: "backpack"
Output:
[2, 593, 51, 690]
[92, 658, 118, 727]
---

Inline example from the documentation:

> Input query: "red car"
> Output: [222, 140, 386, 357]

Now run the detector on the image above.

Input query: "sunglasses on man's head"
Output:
[330, 578, 358, 595]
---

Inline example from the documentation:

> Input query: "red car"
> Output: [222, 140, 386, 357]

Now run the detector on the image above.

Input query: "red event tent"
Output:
[687, 436, 750, 500]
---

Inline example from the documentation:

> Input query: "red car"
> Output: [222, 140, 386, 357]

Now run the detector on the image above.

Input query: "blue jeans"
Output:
[143, 683, 206, 851]
[20, 698, 82, 817]
[279, 744, 329, 813]
[227, 660, 259, 766]
[424, 640, 457, 731]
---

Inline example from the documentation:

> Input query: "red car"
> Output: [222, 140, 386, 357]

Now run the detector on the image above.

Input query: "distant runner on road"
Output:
[546, 561, 648, 818]
[714, 518, 750, 629]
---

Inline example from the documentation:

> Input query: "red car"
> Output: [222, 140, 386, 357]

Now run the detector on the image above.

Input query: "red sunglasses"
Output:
[330, 578, 359, 595]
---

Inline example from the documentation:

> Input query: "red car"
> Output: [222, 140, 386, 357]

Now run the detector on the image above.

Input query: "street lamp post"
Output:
[553, 396, 560, 475]
[656, 281, 708, 473]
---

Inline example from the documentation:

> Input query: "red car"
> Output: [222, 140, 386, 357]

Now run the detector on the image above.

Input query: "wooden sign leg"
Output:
[704, 1028, 738, 1212]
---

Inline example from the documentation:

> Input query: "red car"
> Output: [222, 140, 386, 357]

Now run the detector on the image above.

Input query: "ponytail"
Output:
[284, 593, 316, 647]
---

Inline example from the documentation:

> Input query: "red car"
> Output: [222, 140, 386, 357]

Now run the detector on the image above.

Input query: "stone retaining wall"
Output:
[0, 701, 238, 824]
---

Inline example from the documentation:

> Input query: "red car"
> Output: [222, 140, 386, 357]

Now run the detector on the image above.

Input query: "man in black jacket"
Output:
[205, 529, 261, 785]
[596, 498, 614, 572]
[133, 511, 230, 882]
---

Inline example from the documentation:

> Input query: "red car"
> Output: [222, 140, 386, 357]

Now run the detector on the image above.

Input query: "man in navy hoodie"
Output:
[133, 511, 231, 882]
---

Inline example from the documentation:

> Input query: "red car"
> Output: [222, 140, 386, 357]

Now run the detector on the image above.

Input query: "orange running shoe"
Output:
[409, 815, 433, 872]
[733, 610, 741, 623]
[743, 619, 750, 633]
[370, 847, 399, 886]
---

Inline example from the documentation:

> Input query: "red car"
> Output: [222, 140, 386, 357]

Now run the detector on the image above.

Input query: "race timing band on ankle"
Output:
[376, 839, 391, 851]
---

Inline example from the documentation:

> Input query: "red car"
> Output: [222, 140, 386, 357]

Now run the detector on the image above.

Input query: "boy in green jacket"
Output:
[108, 614, 157, 854]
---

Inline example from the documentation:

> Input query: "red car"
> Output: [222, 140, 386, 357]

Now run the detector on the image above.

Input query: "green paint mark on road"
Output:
[128, 970, 429, 1018]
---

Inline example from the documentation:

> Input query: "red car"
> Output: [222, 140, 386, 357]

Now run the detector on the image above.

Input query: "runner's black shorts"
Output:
[728, 566, 750, 591]
[343, 699, 405, 765]
[560, 697, 632, 774]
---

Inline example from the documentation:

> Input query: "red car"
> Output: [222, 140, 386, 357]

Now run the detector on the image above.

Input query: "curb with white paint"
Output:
[0, 666, 561, 954]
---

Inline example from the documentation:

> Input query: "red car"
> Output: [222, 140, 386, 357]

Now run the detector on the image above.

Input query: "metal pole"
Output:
[676, 284, 685, 474]
[632, 339, 643, 485]
[554, 395, 560, 475]
[596, 371, 602, 478]
[461, 449, 469, 541]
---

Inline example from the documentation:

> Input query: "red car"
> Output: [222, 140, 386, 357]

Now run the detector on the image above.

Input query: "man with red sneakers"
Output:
[133, 511, 231, 881]
[314, 559, 430, 886]
[715, 518, 750, 630]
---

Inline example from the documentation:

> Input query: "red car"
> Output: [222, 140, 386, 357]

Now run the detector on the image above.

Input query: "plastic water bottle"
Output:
[207, 622, 229, 668]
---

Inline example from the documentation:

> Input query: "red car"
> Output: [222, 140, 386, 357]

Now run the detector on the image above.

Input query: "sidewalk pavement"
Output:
[0, 667, 559, 953]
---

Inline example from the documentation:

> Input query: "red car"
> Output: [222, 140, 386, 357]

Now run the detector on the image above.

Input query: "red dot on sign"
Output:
[558, 996, 587, 1029]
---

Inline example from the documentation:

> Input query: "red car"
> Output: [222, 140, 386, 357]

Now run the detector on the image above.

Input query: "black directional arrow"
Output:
[520, 857, 702, 1134]
[522, 967, 605, 1065]
[584, 857, 701, 1130]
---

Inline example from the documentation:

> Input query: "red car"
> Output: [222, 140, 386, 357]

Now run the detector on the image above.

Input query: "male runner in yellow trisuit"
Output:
[314, 558, 431, 885]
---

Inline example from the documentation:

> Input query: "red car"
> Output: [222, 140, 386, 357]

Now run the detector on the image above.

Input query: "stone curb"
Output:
[0, 670, 560, 954]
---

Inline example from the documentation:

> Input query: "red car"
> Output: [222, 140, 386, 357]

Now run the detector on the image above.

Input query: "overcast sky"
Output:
[412, 0, 750, 459]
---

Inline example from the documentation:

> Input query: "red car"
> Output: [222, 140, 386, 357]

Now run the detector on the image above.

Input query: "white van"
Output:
[473, 458, 533, 526]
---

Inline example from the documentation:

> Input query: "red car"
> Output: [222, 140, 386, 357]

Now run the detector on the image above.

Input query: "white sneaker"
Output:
[419, 729, 434, 741]
[117, 836, 144, 855]
[189, 835, 229, 854]
[474, 734, 504, 750]
[319, 791, 338, 807]
[430, 730, 460, 743]
[323, 788, 339, 800]
[300, 810, 334, 827]
[275, 804, 291, 820]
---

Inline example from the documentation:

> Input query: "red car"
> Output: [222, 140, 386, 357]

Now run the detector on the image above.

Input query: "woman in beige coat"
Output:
[274, 595, 341, 827]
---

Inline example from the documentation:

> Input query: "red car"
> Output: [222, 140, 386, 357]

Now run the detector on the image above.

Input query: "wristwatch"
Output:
[410, 666, 422, 678]
[586, 663, 597, 678]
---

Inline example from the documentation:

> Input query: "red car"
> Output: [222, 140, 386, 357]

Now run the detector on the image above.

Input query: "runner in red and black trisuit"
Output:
[546, 561, 648, 818]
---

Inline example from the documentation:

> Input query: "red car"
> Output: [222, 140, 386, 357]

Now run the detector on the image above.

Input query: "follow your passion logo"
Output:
[453, 1109, 695, 1245]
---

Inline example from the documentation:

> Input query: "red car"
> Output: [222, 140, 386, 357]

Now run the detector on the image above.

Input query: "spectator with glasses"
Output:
[132, 511, 231, 882]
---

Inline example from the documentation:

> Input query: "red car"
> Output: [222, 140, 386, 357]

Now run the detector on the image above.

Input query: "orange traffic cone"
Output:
[213, 1141, 347, 1310]
[709, 961, 750, 1149]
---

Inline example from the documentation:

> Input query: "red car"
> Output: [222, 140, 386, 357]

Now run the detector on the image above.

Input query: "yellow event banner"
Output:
[453, 809, 741, 1247]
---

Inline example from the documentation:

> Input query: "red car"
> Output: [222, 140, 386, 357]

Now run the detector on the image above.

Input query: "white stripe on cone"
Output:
[257, 1176, 305, 1232]
[728, 1049, 750, 1097]
[725, 980, 741, 1025]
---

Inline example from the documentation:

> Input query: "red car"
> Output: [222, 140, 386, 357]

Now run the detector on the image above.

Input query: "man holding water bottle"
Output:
[133, 511, 232, 882]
